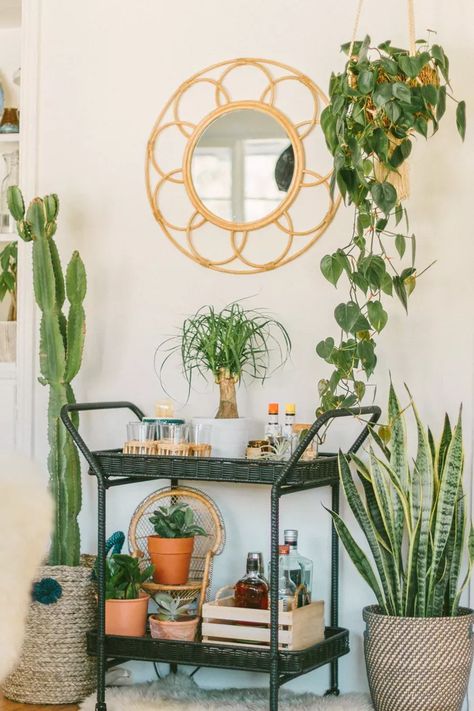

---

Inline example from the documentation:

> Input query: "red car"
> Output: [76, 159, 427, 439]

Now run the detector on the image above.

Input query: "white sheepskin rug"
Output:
[80, 672, 373, 710]
[0, 454, 52, 682]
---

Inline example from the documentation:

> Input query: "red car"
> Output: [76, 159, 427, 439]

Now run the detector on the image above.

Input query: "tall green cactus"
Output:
[8, 187, 86, 566]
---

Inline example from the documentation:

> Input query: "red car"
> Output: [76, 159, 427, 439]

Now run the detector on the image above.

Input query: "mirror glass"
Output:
[190, 108, 295, 224]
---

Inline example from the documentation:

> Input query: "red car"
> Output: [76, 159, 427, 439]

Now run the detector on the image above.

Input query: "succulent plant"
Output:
[153, 593, 196, 621]
[7, 186, 87, 566]
[149, 502, 208, 539]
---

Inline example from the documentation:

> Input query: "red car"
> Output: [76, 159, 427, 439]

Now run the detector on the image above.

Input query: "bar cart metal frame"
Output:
[61, 402, 381, 711]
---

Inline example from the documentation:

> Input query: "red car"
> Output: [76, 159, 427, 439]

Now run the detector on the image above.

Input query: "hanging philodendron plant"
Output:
[317, 35, 466, 412]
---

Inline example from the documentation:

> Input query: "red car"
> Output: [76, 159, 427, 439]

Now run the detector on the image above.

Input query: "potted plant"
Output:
[317, 36, 465, 412]
[105, 554, 154, 637]
[2, 188, 94, 705]
[0, 240, 17, 361]
[149, 593, 199, 641]
[159, 301, 291, 457]
[329, 384, 474, 711]
[148, 502, 208, 585]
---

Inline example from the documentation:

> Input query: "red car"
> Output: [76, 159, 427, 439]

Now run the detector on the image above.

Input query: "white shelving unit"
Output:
[0, 0, 38, 454]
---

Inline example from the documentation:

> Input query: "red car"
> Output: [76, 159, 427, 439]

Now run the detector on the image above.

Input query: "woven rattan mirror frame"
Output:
[146, 58, 340, 274]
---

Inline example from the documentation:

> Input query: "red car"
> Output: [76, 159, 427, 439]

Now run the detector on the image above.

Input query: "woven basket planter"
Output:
[2, 560, 97, 704]
[363, 605, 474, 711]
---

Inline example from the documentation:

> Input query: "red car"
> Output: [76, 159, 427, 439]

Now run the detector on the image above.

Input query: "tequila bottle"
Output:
[283, 529, 313, 603]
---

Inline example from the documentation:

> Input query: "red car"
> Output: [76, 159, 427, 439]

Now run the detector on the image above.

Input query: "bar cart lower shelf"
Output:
[87, 627, 349, 678]
[61, 401, 380, 711]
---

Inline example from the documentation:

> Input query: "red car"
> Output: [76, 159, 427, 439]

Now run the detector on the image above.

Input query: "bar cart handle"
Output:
[275, 405, 381, 488]
[60, 401, 145, 474]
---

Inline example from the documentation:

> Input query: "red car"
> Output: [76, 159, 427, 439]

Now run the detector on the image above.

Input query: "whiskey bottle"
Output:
[234, 552, 269, 609]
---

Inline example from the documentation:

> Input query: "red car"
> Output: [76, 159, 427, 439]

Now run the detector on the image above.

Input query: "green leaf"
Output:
[335, 301, 361, 334]
[390, 139, 412, 169]
[398, 54, 420, 78]
[371, 182, 397, 215]
[380, 272, 393, 296]
[393, 275, 408, 312]
[321, 254, 343, 287]
[384, 101, 401, 123]
[357, 339, 377, 377]
[422, 84, 438, 106]
[395, 202, 403, 226]
[415, 116, 428, 138]
[373, 83, 393, 107]
[392, 83, 411, 103]
[358, 70, 376, 94]
[381, 58, 399, 75]
[436, 85, 447, 121]
[316, 337, 335, 362]
[395, 234, 406, 258]
[372, 128, 389, 161]
[367, 301, 388, 332]
[456, 101, 466, 141]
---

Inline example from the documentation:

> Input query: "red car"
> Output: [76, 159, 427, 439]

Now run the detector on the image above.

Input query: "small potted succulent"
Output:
[149, 593, 199, 642]
[105, 554, 154, 637]
[148, 503, 208, 585]
[158, 301, 291, 457]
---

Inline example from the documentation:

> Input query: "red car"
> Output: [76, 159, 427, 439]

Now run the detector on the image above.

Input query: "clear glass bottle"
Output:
[284, 529, 313, 604]
[234, 552, 269, 609]
[277, 544, 297, 611]
[0, 150, 19, 233]
[264, 403, 280, 445]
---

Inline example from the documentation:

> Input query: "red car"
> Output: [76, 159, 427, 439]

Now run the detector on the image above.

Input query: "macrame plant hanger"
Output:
[348, 0, 418, 201]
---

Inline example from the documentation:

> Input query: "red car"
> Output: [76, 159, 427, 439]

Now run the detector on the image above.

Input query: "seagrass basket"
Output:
[363, 605, 474, 711]
[2, 558, 96, 704]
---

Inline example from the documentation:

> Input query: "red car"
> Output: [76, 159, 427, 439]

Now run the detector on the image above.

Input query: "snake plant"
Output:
[7, 186, 87, 567]
[330, 384, 474, 617]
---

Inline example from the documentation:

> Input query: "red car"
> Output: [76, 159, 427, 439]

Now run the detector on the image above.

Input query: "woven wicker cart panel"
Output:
[128, 486, 225, 607]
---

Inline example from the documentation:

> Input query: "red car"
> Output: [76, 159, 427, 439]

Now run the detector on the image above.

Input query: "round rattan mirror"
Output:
[146, 58, 340, 274]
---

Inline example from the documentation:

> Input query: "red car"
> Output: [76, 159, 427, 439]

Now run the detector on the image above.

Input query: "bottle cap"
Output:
[285, 403, 296, 415]
[284, 529, 298, 544]
[279, 544, 290, 555]
[268, 403, 279, 414]
[246, 551, 262, 572]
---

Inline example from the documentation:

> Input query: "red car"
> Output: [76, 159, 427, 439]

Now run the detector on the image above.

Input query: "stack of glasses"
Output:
[123, 421, 212, 457]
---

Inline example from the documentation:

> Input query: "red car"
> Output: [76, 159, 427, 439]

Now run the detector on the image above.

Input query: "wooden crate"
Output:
[202, 594, 324, 650]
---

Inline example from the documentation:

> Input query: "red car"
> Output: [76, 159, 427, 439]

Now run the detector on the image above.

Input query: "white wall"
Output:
[31, 0, 474, 694]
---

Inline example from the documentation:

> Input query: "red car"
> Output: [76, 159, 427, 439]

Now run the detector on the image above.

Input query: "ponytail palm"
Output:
[331, 384, 474, 617]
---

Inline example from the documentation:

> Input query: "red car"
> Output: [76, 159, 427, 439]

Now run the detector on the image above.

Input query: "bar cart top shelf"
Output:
[90, 449, 341, 488]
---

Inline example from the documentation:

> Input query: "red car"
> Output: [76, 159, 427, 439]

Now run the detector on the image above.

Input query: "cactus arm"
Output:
[64, 251, 86, 382]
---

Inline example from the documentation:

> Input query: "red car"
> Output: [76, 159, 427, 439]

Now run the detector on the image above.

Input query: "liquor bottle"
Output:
[278, 544, 297, 611]
[264, 403, 280, 446]
[283, 529, 313, 603]
[234, 552, 269, 609]
[281, 403, 296, 439]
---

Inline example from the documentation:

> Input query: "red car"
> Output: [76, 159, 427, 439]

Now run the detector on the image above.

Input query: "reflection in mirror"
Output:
[190, 108, 294, 224]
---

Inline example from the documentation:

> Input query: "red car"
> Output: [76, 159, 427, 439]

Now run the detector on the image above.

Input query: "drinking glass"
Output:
[158, 423, 189, 444]
[126, 421, 155, 442]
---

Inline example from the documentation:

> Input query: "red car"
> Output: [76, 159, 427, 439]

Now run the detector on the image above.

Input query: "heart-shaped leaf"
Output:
[335, 301, 361, 334]
[371, 182, 397, 215]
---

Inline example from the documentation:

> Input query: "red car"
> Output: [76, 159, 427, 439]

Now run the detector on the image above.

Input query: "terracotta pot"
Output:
[363, 605, 474, 711]
[147, 536, 194, 584]
[149, 614, 199, 642]
[105, 592, 149, 637]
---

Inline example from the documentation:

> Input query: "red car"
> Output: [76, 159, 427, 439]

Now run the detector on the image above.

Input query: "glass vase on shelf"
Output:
[0, 150, 19, 234]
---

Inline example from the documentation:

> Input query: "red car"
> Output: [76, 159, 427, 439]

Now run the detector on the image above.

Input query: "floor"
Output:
[0, 694, 77, 711]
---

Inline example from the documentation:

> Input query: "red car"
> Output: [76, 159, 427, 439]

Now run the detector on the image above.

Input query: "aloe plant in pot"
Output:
[148, 502, 208, 585]
[158, 301, 291, 457]
[330, 384, 474, 711]
[1, 188, 95, 705]
[105, 554, 154, 637]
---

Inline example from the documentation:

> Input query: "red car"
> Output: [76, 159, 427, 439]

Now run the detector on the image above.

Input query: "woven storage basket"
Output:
[2, 559, 97, 704]
[363, 605, 474, 711]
